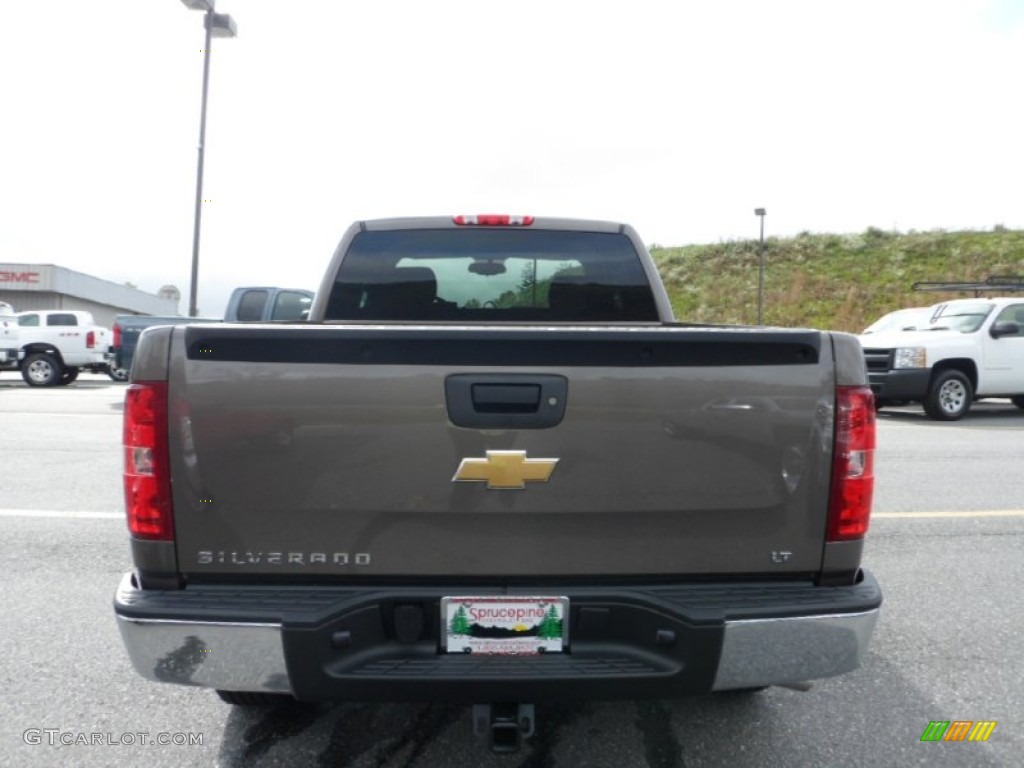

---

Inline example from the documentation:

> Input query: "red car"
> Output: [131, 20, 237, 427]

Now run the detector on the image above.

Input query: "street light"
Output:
[754, 207, 766, 325]
[180, 0, 237, 317]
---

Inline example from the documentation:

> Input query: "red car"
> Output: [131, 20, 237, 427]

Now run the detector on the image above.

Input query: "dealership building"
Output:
[0, 263, 179, 327]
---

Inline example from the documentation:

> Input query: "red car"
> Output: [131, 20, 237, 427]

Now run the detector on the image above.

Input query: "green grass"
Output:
[650, 227, 1024, 333]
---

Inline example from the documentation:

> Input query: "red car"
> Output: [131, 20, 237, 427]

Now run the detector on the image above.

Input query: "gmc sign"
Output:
[0, 271, 40, 284]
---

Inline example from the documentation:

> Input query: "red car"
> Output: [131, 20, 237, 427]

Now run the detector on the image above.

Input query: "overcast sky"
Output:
[2, 0, 1023, 317]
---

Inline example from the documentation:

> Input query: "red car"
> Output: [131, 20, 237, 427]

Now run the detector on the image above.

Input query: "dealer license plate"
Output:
[441, 596, 569, 655]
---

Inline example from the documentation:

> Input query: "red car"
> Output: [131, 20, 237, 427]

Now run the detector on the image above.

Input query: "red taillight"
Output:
[113, 324, 121, 348]
[453, 214, 535, 226]
[123, 382, 174, 540]
[827, 386, 876, 541]
[86, 330, 96, 348]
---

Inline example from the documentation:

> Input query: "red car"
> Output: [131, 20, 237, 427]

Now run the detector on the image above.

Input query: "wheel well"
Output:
[21, 344, 64, 365]
[930, 359, 976, 391]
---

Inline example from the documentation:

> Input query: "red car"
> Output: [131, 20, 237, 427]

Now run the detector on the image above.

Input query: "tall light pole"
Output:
[180, 0, 237, 317]
[754, 208, 766, 325]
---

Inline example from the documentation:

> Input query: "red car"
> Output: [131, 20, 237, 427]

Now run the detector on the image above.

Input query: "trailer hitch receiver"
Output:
[472, 703, 535, 753]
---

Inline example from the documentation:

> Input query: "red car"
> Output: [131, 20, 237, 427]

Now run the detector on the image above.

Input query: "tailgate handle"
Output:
[471, 384, 541, 413]
[446, 374, 568, 429]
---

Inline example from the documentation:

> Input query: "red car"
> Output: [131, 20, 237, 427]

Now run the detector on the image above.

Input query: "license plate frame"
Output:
[441, 596, 569, 655]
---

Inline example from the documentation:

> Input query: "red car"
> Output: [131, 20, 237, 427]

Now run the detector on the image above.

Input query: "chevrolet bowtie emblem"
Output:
[453, 450, 559, 490]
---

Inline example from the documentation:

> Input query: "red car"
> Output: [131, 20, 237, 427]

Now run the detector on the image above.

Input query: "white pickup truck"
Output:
[859, 297, 1024, 419]
[12, 310, 113, 386]
[0, 302, 17, 368]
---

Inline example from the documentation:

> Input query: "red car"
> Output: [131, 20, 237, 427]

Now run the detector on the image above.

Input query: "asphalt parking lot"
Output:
[1, 373, 1021, 767]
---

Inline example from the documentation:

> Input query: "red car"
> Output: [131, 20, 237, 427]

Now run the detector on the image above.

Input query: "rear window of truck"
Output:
[235, 290, 269, 321]
[46, 313, 79, 326]
[324, 229, 659, 322]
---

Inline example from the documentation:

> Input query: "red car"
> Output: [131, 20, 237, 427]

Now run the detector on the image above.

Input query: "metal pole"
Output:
[188, 12, 215, 317]
[756, 212, 766, 325]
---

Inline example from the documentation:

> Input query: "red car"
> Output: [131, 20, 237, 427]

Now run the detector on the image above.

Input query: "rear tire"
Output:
[215, 690, 295, 707]
[923, 370, 972, 421]
[59, 367, 80, 385]
[21, 352, 62, 387]
[107, 365, 130, 382]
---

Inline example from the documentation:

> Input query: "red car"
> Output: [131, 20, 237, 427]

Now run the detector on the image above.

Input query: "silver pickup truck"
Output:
[114, 216, 881, 750]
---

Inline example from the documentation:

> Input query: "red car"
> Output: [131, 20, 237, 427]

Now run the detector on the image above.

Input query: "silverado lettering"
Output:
[197, 551, 369, 566]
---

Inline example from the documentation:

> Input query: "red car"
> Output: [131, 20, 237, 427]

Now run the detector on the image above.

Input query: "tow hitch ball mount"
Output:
[473, 703, 535, 753]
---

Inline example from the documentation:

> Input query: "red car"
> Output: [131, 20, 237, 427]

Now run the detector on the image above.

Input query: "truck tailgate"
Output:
[169, 325, 834, 578]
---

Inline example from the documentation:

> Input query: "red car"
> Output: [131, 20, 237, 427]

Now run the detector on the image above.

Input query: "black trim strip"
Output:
[115, 572, 881, 627]
[184, 327, 820, 367]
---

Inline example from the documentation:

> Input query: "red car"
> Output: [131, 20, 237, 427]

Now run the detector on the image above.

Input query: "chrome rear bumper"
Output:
[116, 613, 291, 693]
[115, 571, 881, 698]
[712, 609, 879, 691]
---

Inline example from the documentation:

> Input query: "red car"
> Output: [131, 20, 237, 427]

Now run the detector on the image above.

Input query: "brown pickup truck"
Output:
[114, 215, 881, 751]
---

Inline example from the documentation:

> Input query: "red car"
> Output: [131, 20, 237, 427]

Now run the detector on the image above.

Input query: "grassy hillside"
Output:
[650, 227, 1024, 333]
